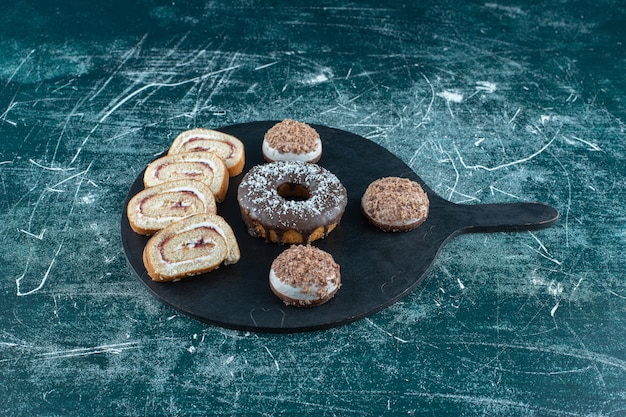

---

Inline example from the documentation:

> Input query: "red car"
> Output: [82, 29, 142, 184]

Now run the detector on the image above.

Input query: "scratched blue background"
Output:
[1, 1, 625, 416]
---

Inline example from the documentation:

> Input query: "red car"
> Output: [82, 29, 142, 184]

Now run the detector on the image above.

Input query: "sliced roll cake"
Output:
[168, 128, 245, 177]
[126, 179, 217, 235]
[143, 213, 240, 282]
[143, 151, 229, 202]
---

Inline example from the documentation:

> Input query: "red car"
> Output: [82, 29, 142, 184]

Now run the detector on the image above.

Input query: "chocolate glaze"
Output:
[237, 161, 347, 243]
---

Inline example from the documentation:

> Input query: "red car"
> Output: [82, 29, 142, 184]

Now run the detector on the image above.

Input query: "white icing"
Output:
[269, 268, 338, 302]
[262, 138, 322, 162]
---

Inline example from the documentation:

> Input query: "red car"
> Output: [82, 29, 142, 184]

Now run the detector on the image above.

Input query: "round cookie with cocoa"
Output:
[361, 176, 429, 232]
[262, 119, 322, 163]
[269, 245, 341, 307]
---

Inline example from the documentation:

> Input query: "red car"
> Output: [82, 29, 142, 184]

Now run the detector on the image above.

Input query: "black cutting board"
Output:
[120, 121, 559, 333]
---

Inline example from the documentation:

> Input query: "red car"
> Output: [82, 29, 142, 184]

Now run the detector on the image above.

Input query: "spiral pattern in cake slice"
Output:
[143, 213, 241, 282]
[168, 128, 245, 177]
[143, 152, 229, 202]
[126, 179, 217, 235]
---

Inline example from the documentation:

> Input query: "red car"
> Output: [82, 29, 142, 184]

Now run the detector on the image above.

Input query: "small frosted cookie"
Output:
[143, 152, 229, 202]
[361, 177, 429, 232]
[168, 128, 245, 177]
[262, 119, 322, 163]
[143, 213, 240, 282]
[127, 179, 217, 235]
[269, 245, 341, 307]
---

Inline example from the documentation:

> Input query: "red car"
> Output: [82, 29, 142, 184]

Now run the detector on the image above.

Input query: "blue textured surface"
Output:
[1, 1, 624, 415]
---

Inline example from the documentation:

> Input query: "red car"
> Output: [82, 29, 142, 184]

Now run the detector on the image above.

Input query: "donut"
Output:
[361, 177, 429, 232]
[126, 179, 217, 235]
[143, 151, 229, 202]
[262, 119, 322, 163]
[269, 245, 341, 307]
[168, 128, 245, 177]
[143, 213, 240, 282]
[237, 161, 347, 244]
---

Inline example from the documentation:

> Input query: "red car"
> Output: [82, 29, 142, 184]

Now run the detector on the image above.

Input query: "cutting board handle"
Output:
[448, 201, 560, 234]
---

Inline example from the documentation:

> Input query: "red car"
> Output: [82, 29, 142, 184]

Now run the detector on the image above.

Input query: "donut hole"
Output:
[277, 182, 311, 202]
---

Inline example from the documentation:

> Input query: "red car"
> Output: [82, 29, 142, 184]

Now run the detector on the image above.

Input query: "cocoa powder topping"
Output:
[271, 245, 340, 297]
[264, 119, 320, 154]
[363, 177, 429, 223]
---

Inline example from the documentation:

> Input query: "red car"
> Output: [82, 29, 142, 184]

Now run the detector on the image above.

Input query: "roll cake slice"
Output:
[143, 151, 229, 202]
[126, 179, 217, 235]
[168, 128, 245, 177]
[143, 213, 241, 282]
